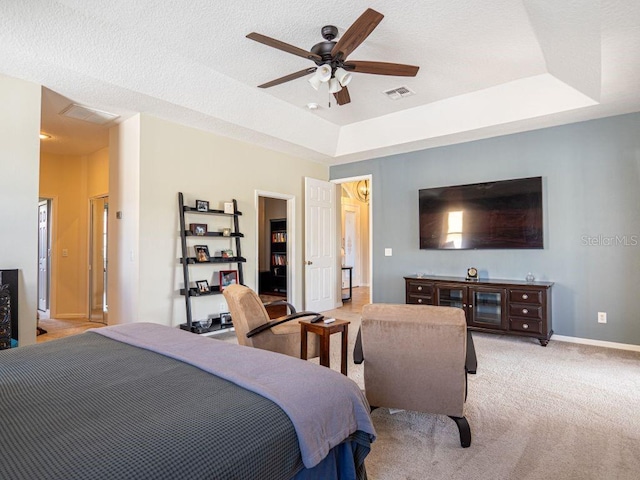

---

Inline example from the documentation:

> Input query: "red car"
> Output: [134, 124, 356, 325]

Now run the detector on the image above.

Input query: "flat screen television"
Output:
[419, 176, 543, 250]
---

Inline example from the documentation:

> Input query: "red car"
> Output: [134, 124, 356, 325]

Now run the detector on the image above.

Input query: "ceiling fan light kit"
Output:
[246, 8, 419, 106]
[328, 77, 342, 94]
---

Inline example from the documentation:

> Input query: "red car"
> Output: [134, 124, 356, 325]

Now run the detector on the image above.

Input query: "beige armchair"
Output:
[356, 303, 475, 447]
[222, 284, 320, 359]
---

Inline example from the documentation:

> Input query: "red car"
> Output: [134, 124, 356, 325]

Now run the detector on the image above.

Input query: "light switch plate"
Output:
[384, 248, 392, 256]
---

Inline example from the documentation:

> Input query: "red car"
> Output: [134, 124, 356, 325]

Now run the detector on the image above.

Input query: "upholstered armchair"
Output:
[356, 303, 475, 447]
[222, 284, 320, 359]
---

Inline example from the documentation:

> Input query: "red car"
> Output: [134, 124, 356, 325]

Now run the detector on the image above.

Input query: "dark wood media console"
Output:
[404, 275, 553, 346]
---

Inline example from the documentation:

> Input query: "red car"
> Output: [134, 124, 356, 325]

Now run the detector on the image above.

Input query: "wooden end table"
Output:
[300, 319, 350, 375]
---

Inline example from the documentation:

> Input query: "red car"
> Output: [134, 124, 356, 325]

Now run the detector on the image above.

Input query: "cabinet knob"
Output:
[417, 286, 423, 291]
[418, 298, 423, 303]
[522, 308, 529, 314]
[523, 323, 529, 329]
[522, 294, 529, 300]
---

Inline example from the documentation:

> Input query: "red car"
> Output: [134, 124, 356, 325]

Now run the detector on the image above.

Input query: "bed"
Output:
[0, 323, 375, 479]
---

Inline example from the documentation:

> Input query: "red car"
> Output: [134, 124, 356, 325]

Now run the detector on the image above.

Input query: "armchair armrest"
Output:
[247, 311, 323, 338]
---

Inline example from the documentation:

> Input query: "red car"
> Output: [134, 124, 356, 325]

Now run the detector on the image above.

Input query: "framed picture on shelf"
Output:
[195, 200, 209, 212]
[194, 245, 210, 263]
[195, 280, 210, 293]
[190, 223, 207, 236]
[221, 249, 234, 258]
[223, 202, 234, 214]
[219, 270, 238, 291]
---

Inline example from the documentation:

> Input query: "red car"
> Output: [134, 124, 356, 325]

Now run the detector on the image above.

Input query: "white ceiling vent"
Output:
[59, 103, 120, 125]
[383, 86, 415, 100]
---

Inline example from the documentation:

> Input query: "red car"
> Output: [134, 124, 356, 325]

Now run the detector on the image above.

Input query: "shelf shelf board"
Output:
[185, 231, 244, 238]
[180, 256, 247, 264]
[183, 206, 242, 216]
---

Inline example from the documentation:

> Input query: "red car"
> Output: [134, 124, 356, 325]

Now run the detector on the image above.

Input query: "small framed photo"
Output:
[194, 245, 210, 263]
[221, 249, 234, 258]
[196, 279, 210, 294]
[190, 223, 207, 236]
[196, 200, 209, 212]
[221, 227, 231, 237]
[219, 270, 238, 291]
[223, 202, 234, 214]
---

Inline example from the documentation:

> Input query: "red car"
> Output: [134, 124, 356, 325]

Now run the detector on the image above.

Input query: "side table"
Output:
[300, 319, 350, 375]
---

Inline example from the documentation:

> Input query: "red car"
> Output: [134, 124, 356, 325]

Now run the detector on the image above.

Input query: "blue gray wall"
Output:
[331, 113, 640, 346]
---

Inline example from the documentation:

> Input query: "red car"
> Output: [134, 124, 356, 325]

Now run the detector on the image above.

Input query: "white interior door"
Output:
[304, 177, 336, 312]
[37, 201, 49, 312]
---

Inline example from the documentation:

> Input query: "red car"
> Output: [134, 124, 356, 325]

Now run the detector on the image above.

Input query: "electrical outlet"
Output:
[598, 312, 607, 324]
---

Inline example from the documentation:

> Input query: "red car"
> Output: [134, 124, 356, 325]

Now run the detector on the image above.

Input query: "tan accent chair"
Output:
[358, 303, 474, 447]
[223, 284, 320, 359]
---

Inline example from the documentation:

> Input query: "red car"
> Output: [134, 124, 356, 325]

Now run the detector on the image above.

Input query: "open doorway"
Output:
[89, 195, 108, 324]
[256, 192, 295, 317]
[333, 176, 372, 305]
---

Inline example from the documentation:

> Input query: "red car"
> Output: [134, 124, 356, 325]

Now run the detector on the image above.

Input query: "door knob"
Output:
[305, 261, 313, 265]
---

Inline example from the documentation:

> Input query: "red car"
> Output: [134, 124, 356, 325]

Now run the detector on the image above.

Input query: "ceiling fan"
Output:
[246, 8, 419, 106]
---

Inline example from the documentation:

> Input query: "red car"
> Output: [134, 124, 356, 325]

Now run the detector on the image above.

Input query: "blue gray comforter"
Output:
[0, 323, 375, 479]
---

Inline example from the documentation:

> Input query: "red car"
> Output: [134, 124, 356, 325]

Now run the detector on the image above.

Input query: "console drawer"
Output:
[407, 282, 433, 295]
[509, 304, 542, 319]
[509, 317, 543, 334]
[407, 294, 433, 305]
[509, 289, 542, 305]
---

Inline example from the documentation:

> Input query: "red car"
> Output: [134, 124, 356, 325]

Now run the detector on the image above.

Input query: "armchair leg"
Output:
[448, 416, 471, 448]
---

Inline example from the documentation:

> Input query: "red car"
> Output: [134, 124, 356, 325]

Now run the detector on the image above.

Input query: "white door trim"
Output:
[255, 190, 295, 305]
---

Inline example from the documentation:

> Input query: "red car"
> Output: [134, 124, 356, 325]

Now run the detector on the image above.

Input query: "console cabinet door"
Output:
[468, 286, 508, 330]
[435, 283, 467, 310]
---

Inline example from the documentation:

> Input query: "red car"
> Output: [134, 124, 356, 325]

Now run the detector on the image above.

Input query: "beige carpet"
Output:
[219, 308, 640, 479]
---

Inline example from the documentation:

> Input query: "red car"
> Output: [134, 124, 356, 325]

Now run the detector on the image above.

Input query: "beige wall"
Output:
[39, 147, 108, 319]
[0, 74, 40, 346]
[109, 114, 327, 326]
[108, 115, 141, 325]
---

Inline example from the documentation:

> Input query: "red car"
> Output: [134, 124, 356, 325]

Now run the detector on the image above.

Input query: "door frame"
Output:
[254, 190, 296, 305]
[331, 174, 373, 304]
[37, 199, 51, 314]
[88, 194, 109, 324]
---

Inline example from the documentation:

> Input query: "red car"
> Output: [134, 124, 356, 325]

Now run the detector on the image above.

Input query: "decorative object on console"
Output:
[195, 200, 209, 212]
[190, 223, 207, 236]
[526, 272, 535, 283]
[466, 267, 478, 281]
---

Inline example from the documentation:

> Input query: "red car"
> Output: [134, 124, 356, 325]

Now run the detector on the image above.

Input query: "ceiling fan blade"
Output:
[344, 61, 419, 77]
[331, 8, 384, 60]
[258, 68, 317, 88]
[334, 86, 351, 106]
[247, 32, 322, 62]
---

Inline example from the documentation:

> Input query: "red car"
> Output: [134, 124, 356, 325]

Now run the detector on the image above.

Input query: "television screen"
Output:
[419, 177, 543, 250]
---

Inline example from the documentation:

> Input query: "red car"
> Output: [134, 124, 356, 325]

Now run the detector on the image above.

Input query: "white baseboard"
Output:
[552, 334, 640, 352]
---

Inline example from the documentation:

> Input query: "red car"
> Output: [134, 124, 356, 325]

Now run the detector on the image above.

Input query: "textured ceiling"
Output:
[1, 0, 639, 164]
